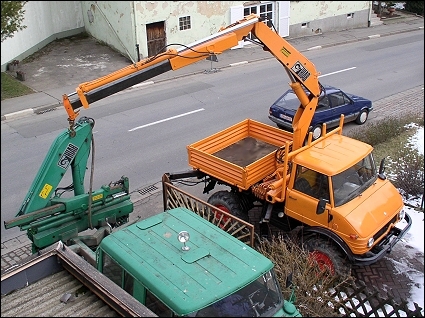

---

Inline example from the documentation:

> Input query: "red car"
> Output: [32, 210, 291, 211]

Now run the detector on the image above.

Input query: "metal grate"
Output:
[138, 184, 158, 196]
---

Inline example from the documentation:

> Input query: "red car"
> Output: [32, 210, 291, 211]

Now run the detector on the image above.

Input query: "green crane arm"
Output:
[16, 117, 95, 217]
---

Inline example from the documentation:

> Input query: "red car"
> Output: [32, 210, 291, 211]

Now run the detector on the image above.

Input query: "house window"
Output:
[243, 2, 275, 41]
[179, 16, 191, 30]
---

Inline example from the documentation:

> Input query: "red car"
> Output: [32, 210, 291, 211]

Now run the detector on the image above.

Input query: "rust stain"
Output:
[140, 1, 159, 17]
[145, 1, 158, 11]
[171, 1, 195, 17]
[197, 1, 228, 17]
[134, 2, 144, 14]
[319, 1, 329, 17]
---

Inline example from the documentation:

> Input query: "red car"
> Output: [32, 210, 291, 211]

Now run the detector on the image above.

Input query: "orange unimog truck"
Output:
[167, 116, 411, 277]
[162, 16, 412, 277]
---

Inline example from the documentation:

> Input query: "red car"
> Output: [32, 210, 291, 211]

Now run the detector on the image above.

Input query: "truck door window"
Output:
[145, 290, 172, 316]
[124, 271, 134, 295]
[102, 252, 123, 287]
[294, 166, 329, 200]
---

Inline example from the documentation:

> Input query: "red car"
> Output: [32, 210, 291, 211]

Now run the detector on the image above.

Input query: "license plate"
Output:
[279, 114, 292, 122]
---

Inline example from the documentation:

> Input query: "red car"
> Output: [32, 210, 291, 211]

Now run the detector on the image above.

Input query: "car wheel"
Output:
[311, 124, 323, 140]
[355, 109, 368, 125]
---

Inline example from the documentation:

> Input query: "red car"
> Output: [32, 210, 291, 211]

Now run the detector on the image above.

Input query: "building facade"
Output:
[1, 1, 372, 71]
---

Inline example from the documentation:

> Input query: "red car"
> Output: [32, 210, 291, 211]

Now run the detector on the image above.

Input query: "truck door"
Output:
[285, 165, 331, 228]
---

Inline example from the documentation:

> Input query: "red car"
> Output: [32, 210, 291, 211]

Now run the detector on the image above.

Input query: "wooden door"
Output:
[146, 21, 166, 57]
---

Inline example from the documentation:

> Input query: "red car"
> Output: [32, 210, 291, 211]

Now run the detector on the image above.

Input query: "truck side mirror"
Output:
[378, 157, 387, 180]
[316, 198, 327, 215]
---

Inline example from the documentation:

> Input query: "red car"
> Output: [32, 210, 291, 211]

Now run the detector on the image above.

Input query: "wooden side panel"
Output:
[187, 119, 293, 189]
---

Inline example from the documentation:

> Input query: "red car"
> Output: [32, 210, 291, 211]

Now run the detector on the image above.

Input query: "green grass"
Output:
[1, 72, 35, 100]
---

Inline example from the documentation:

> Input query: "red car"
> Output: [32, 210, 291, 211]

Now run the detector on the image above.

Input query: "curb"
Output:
[1, 102, 61, 121]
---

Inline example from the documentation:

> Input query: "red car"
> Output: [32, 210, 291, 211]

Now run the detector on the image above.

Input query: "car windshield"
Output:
[332, 154, 377, 206]
[188, 270, 283, 317]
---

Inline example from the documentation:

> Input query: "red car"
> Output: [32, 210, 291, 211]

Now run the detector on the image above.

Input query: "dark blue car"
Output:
[268, 85, 373, 140]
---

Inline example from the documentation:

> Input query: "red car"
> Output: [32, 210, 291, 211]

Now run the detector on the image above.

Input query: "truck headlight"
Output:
[398, 209, 405, 221]
[367, 237, 374, 248]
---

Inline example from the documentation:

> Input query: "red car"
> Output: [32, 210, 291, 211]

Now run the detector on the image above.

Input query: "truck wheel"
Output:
[303, 236, 351, 278]
[207, 191, 248, 221]
[355, 109, 368, 124]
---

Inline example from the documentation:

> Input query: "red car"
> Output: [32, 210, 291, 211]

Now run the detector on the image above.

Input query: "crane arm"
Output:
[63, 14, 321, 149]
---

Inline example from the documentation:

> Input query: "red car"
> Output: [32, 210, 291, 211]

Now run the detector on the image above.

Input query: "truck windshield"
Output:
[188, 269, 283, 317]
[332, 154, 377, 206]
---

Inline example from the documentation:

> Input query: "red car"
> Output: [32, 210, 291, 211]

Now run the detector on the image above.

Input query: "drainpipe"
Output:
[368, 1, 372, 27]
[132, 2, 139, 61]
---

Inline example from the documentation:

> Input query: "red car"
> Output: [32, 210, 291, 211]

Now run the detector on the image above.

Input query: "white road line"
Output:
[128, 108, 205, 132]
[319, 67, 356, 78]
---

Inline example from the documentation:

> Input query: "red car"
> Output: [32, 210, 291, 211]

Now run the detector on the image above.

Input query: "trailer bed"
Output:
[187, 119, 293, 190]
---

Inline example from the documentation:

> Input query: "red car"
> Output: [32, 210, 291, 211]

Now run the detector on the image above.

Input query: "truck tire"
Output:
[207, 191, 248, 221]
[303, 236, 351, 278]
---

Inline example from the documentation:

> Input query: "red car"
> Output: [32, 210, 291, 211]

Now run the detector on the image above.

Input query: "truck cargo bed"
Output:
[187, 119, 293, 190]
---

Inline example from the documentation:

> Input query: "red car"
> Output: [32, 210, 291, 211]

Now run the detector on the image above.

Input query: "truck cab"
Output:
[96, 207, 301, 317]
[285, 133, 411, 268]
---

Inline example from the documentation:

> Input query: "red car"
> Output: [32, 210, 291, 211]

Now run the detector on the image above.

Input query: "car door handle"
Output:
[289, 196, 297, 200]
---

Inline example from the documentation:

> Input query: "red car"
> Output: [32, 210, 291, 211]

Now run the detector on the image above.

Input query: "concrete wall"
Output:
[81, 1, 244, 61]
[289, 1, 371, 38]
[133, 1, 242, 59]
[2, 1, 372, 71]
[82, 1, 371, 61]
[80, 1, 137, 62]
[1, 1, 84, 71]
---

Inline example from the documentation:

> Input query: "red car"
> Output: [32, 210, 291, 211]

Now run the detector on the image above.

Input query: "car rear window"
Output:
[274, 91, 300, 110]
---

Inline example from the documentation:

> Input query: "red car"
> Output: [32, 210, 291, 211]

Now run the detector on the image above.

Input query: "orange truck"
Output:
[168, 114, 411, 276]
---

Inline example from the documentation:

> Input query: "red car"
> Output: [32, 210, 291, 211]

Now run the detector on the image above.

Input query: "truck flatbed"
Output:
[187, 119, 293, 190]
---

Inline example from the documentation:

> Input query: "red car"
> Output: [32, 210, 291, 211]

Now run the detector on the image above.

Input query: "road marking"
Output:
[307, 45, 322, 50]
[229, 61, 248, 67]
[128, 108, 205, 132]
[319, 67, 356, 78]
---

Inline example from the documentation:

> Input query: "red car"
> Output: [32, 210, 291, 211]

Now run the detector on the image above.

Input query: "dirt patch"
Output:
[17, 34, 132, 92]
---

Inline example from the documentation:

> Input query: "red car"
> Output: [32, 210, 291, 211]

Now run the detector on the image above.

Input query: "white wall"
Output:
[290, 1, 370, 25]
[131, 1, 244, 59]
[80, 1, 137, 62]
[1, 1, 84, 71]
[80, 1, 246, 61]
[289, 1, 371, 38]
[80, 1, 371, 60]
